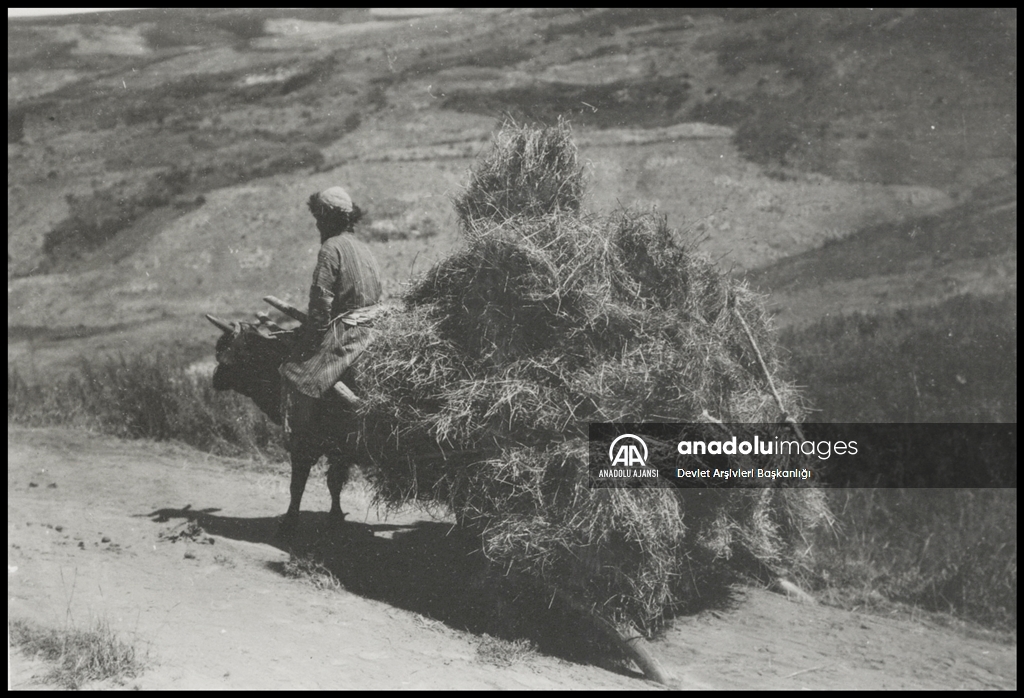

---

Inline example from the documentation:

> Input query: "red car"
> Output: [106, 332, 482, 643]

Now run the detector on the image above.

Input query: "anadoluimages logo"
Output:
[608, 433, 648, 468]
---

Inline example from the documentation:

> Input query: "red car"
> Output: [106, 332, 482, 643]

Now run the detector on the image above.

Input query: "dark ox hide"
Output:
[212, 322, 357, 536]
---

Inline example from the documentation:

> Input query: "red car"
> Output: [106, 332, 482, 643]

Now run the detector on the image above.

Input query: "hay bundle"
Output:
[357, 120, 828, 632]
[452, 119, 586, 227]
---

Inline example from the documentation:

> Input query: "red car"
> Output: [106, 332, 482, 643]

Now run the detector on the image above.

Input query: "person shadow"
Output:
[144, 505, 637, 677]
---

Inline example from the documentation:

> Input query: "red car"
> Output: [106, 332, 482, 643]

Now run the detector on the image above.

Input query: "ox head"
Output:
[207, 314, 292, 424]
[207, 315, 241, 390]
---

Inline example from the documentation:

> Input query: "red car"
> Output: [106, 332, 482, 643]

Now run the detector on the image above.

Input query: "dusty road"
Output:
[8, 426, 1017, 690]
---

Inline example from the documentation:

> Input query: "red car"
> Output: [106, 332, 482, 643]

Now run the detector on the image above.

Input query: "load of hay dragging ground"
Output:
[356, 120, 829, 633]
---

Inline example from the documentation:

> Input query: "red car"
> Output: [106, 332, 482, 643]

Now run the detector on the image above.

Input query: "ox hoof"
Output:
[329, 509, 348, 523]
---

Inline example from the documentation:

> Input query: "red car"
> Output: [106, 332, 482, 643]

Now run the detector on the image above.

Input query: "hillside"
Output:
[8, 8, 1016, 377]
[749, 173, 1017, 327]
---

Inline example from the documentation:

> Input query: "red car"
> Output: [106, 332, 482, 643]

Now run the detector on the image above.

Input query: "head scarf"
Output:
[308, 186, 354, 219]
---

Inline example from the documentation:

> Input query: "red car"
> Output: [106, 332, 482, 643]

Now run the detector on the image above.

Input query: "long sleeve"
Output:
[307, 243, 341, 336]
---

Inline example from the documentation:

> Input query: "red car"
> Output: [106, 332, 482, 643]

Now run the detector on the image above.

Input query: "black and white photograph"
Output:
[8, 8, 1016, 690]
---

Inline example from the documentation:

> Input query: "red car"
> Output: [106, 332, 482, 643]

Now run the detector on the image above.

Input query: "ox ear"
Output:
[206, 314, 235, 334]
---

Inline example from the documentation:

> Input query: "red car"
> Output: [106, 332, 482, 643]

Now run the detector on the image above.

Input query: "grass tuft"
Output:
[476, 634, 538, 667]
[282, 554, 344, 592]
[10, 617, 146, 689]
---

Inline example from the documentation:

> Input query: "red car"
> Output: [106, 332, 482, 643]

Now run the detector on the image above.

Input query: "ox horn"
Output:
[206, 314, 234, 333]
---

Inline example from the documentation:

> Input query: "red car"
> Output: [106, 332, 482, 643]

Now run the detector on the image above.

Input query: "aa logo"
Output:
[608, 434, 648, 468]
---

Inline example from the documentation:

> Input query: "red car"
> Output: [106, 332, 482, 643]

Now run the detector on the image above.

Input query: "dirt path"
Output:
[7, 426, 1016, 690]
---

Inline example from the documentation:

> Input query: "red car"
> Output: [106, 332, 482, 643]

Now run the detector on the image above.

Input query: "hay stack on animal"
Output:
[207, 121, 830, 683]
[353, 120, 830, 679]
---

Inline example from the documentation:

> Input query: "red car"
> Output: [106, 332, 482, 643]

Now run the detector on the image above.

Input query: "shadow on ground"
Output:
[145, 505, 643, 677]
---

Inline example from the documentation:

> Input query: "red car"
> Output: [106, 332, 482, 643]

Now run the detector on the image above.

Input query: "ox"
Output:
[206, 314, 358, 537]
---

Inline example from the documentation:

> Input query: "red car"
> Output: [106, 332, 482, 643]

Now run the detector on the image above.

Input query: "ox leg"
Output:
[278, 450, 317, 538]
[326, 449, 351, 522]
[278, 386, 323, 538]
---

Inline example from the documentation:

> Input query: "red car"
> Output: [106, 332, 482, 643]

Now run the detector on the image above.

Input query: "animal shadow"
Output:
[145, 506, 633, 674]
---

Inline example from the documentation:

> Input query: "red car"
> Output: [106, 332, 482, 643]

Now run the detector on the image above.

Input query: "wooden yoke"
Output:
[263, 295, 308, 324]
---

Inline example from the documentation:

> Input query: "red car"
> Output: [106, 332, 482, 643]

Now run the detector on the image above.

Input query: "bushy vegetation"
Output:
[443, 77, 692, 130]
[779, 293, 1016, 423]
[10, 617, 146, 689]
[40, 175, 192, 270]
[476, 634, 538, 668]
[811, 488, 1017, 632]
[35, 134, 325, 272]
[780, 293, 1017, 631]
[8, 352, 286, 462]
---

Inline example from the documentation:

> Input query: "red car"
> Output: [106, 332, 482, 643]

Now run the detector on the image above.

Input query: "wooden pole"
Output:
[553, 589, 674, 686]
[331, 381, 363, 410]
[263, 295, 308, 324]
[732, 305, 806, 442]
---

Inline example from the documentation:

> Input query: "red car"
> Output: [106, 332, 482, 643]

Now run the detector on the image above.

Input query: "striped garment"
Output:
[280, 234, 382, 398]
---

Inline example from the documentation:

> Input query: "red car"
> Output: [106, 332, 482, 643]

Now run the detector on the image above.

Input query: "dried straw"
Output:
[453, 117, 585, 232]
[354, 120, 829, 632]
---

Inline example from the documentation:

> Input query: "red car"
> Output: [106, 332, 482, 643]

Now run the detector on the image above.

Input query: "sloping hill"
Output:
[7, 8, 1016, 377]
[748, 174, 1017, 327]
